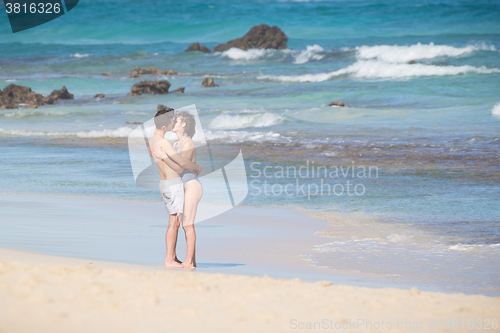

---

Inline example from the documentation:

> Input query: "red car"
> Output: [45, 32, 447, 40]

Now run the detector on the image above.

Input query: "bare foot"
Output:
[164, 260, 183, 268]
[181, 262, 196, 270]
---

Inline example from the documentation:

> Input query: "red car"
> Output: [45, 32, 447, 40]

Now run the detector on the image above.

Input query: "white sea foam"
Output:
[121, 111, 149, 115]
[386, 233, 411, 243]
[3, 110, 70, 118]
[209, 113, 284, 129]
[294, 44, 325, 64]
[259, 60, 500, 82]
[0, 127, 133, 138]
[448, 243, 500, 252]
[204, 130, 290, 143]
[492, 103, 500, 117]
[355, 42, 496, 63]
[70, 53, 91, 58]
[219, 45, 326, 64]
[220, 48, 274, 61]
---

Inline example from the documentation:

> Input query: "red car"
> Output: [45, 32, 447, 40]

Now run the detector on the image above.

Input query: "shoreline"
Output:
[1, 192, 498, 295]
[2, 192, 499, 295]
[1, 248, 499, 333]
[0, 192, 430, 292]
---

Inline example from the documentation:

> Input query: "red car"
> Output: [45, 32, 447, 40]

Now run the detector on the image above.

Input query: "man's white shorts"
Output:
[159, 178, 184, 215]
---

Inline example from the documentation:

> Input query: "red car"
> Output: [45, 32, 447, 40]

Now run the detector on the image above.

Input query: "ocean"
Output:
[0, 0, 499, 295]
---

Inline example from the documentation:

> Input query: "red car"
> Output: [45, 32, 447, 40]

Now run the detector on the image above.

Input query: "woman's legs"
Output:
[181, 180, 203, 269]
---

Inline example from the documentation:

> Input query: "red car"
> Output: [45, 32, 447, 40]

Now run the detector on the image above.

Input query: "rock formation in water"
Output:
[0, 84, 73, 109]
[185, 43, 211, 53]
[171, 87, 185, 93]
[329, 101, 349, 107]
[201, 78, 218, 87]
[213, 24, 288, 52]
[128, 81, 171, 96]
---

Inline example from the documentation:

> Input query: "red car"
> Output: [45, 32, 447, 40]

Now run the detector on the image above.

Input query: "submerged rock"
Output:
[129, 66, 178, 78]
[50, 86, 74, 100]
[185, 43, 211, 53]
[125, 121, 142, 125]
[213, 24, 288, 52]
[171, 87, 185, 93]
[128, 81, 171, 96]
[101, 72, 111, 76]
[94, 93, 105, 98]
[408, 60, 416, 64]
[329, 101, 349, 107]
[202, 78, 218, 87]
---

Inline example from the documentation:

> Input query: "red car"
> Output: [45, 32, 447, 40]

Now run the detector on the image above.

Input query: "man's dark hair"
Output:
[154, 106, 175, 129]
[177, 111, 196, 138]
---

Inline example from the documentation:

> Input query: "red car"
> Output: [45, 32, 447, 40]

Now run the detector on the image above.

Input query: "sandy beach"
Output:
[2, 0, 500, 331]
[1, 248, 498, 333]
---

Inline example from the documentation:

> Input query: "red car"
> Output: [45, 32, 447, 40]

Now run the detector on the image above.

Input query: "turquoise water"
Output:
[1, 0, 499, 294]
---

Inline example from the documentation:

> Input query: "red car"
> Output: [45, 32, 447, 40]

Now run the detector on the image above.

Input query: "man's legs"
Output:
[164, 213, 182, 268]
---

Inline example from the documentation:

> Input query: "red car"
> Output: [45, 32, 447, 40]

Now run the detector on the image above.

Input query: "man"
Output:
[149, 107, 201, 268]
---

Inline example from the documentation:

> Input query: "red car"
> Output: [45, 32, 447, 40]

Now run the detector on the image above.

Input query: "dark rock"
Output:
[101, 72, 111, 76]
[128, 81, 171, 96]
[160, 69, 178, 75]
[408, 60, 416, 65]
[50, 86, 74, 100]
[202, 78, 218, 88]
[0, 84, 57, 109]
[185, 42, 212, 53]
[94, 93, 105, 98]
[129, 66, 178, 78]
[329, 101, 348, 107]
[213, 24, 288, 52]
[125, 121, 142, 125]
[171, 87, 185, 93]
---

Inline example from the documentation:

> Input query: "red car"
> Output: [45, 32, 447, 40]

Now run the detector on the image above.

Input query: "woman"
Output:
[170, 111, 203, 269]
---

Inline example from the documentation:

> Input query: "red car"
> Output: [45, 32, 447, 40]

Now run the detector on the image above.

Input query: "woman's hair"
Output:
[177, 111, 196, 138]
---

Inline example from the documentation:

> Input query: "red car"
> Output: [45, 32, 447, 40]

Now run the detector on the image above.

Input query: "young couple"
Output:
[149, 107, 203, 269]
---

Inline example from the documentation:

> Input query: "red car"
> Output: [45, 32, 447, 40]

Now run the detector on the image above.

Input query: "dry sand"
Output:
[0, 249, 498, 333]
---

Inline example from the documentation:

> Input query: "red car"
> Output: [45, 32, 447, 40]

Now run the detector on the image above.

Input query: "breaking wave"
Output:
[204, 130, 290, 143]
[293, 44, 325, 64]
[0, 127, 133, 138]
[355, 42, 496, 63]
[209, 113, 284, 129]
[259, 60, 500, 82]
[492, 103, 500, 117]
[70, 53, 91, 58]
[219, 48, 280, 62]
